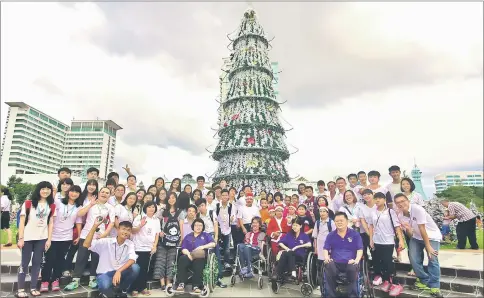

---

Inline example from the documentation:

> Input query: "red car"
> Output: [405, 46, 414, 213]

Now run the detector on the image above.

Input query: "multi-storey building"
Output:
[62, 120, 121, 180]
[434, 171, 484, 192]
[1, 102, 68, 176]
[1, 102, 122, 181]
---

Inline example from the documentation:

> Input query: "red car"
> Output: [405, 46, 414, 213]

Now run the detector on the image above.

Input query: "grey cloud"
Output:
[88, 2, 482, 109]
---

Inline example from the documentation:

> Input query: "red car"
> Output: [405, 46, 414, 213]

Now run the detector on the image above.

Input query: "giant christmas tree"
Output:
[212, 8, 290, 194]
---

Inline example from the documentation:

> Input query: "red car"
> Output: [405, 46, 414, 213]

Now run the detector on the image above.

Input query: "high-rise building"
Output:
[63, 120, 121, 180]
[1, 102, 121, 180]
[410, 163, 428, 200]
[434, 171, 484, 192]
[1, 102, 68, 175]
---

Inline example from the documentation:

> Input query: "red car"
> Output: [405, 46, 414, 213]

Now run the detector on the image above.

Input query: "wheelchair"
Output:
[230, 243, 267, 289]
[269, 249, 318, 298]
[165, 247, 219, 297]
[320, 257, 375, 298]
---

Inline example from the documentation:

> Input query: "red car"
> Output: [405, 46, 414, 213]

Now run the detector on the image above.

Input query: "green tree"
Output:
[436, 186, 482, 208]
[5, 175, 36, 205]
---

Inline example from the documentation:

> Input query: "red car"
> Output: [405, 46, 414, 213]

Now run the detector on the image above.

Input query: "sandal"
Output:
[15, 290, 28, 298]
[141, 289, 151, 296]
[131, 291, 139, 297]
[30, 290, 41, 297]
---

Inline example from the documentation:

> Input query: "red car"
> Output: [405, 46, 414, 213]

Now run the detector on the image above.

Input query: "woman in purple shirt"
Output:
[273, 218, 311, 283]
[175, 218, 216, 295]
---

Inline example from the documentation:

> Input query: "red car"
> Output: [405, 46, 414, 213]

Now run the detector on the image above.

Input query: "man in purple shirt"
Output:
[323, 212, 363, 298]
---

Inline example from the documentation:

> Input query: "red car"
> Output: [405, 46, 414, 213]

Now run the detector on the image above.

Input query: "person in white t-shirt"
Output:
[109, 184, 126, 207]
[84, 219, 139, 298]
[130, 201, 161, 296]
[386, 165, 402, 202]
[338, 190, 362, 230]
[65, 187, 115, 292]
[1, 187, 13, 247]
[55, 178, 74, 201]
[237, 192, 261, 235]
[110, 192, 136, 238]
[331, 177, 347, 213]
[41, 185, 83, 293]
[16, 181, 57, 298]
[394, 194, 443, 298]
[363, 171, 391, 208]
[79, 167, 100, 194]
[205, 190, 218, 212]
[52, 167, 72, 198]
[358, 189, 377, 261]
[369, 192, 404, 296]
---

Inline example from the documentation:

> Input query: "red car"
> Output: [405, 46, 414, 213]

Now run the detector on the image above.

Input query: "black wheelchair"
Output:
[320, 257, 375, 298]
[269, 249, 318, 298]
[165, 247, 218, 297]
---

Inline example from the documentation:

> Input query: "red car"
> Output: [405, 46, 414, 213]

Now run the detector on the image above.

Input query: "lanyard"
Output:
[374, 207, 387, 232]
[63, 204, 77, 220]
[36, 203, 48, 219]
[114, 243, 127, 263]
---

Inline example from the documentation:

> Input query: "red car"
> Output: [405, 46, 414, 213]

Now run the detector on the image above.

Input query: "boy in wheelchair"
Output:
[322, 212, 363, 298]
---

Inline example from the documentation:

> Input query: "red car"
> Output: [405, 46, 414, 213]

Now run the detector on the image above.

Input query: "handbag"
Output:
[191, 249, 206, 259]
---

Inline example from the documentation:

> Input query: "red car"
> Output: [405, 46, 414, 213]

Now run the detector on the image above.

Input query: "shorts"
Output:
[1, 211, 10, 229]
[441, 225, 450, 236]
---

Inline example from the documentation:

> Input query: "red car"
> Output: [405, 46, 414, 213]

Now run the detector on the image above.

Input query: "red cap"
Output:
[288, 204, 297, 210]
[246, 192, 253, 198]
[268, 206, 275, 212]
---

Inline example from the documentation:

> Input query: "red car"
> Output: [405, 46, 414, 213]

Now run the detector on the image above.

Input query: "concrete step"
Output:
[374, 286, 480, 297]
[392, 270, 483, 295]
[394, 262, 483, 279]
[1, 273, 93, 294]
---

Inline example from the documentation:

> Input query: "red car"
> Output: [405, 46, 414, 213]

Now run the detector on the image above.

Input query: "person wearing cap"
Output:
[313, 206, 335, 262]
[175, 218, 216, 295]
[267, 204, 289, 255]
[284, 204, 298, 226]
[237, 192, 260, 235]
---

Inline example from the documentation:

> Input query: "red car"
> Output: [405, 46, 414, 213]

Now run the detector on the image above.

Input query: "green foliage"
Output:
[5, 175, 36, 205]
[436, 186, 483, 208]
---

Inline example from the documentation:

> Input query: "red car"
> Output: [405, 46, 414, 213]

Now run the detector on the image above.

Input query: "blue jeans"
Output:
[409, 238, 440, 288]
[210, 232, 226, 279]
[97, 264, 140, 296]
[237, 244, 260, 272]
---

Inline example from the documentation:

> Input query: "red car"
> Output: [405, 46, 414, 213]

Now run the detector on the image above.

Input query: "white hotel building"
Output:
[1, 102, 121, 182]
[434, 171, 484, 193]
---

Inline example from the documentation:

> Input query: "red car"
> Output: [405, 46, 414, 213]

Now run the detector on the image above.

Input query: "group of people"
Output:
[0, 164, 479, 298]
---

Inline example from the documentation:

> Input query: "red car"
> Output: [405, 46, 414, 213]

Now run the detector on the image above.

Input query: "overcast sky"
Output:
[1, 2, 483, 196]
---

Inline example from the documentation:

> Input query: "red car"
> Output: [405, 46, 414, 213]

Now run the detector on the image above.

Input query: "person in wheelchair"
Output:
[323, 212, 363, 298]
[237, 216, 266, 278]
[272, 217, 311, 283]
[176, 218, 216, 295]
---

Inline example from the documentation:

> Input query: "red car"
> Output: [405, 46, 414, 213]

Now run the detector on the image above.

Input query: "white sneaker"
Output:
[291, 271, 297, 278]
[373, 275, 382, 286]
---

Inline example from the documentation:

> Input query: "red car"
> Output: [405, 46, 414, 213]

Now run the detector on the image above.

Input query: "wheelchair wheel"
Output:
[230, 274, 236, 286]
[207, 253, 218, 292]
[360, 259, 375, 298]
[165, 285, 175, 297]
[306, 252, 318, 288]
[200, 287, 210, 298]
[271, 280, 280, 294]
[266, 246, 272, 273]
[257, 276, 263, 290]
[300, 283, 313, 298]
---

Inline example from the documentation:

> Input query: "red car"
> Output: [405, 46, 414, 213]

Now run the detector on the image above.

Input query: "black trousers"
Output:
[41, 240, 71, 282]
[456, 217, 478, 249]
[373, 244, 394, 282]
[177, 255, 206, 288]
[276, 251, 303, 277]
[130, 251, 152, 292]
[65, 241, 79, 273]
[360, 233, 373, 261]
[324, 262, 358, 298]
[72, 239, 99, 278]
[231, 225, 244, 248]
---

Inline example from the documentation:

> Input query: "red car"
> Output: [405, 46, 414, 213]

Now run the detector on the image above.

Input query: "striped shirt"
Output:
[448, 202, 475, 222]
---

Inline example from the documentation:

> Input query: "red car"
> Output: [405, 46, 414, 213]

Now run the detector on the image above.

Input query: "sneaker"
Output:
[389, 284, 403, 296]
[224, 263, 232, 270]
[64, 280, 79, 291]
[191, 287, 201, 295]
[160, 285, 166, 291]
[51, 279, 60, 292]
[176, 283, 185, 292]
[414, 280, 430, 291]
[430, 288, 444, 298]
[291, 271, 297, 278]
[40, 282, 49, 292]
[116, 291, 128, 298]
[373, 275, 382, 286]
[216, 278, 227, 288]
[381, 281, 391, 292]
[89, 279, 98, 289]
[240, 267, 248, 275]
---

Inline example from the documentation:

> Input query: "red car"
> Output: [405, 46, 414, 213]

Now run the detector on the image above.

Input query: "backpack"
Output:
[316, 218, 333, 233]
[197, 210, 214, 222]
[161, 212, 181, 247]
[216, 203, 232, 219]
[18, 200, 56, 227]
